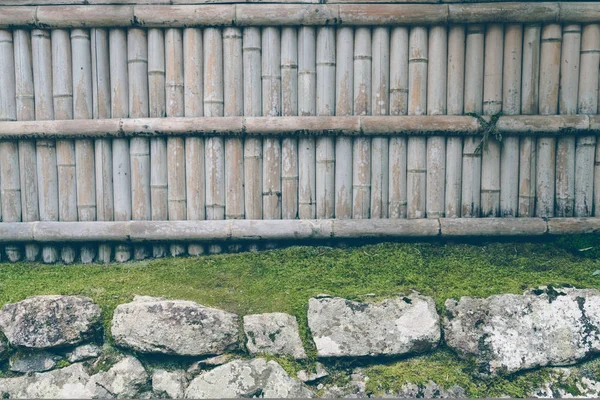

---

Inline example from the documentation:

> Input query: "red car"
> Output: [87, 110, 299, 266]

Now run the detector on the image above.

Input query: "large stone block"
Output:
[444, 287, 600, 376]
[0, 296, 102, 349]
[243, 312, 306, 359]
[111, 296, 239, 356]
[308, 294, 440, 358]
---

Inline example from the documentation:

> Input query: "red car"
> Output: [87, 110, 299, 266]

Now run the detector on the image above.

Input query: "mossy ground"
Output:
[0, 236, 599, 397]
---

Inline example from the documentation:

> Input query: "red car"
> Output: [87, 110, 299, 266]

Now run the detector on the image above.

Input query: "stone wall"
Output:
[0, 287, 599, 398]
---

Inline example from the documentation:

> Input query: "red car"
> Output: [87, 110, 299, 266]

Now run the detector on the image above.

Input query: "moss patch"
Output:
[0, 236, 599, 396]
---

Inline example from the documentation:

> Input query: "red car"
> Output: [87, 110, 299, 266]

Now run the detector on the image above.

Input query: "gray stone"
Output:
[67, 344, 102, 363]
[152, 369, 186, 399]
[10, 351, 61, 373]
[444, 287, 600, 376]
[320, 369, 369, 398]
[0, 363, 92, 399]
[308, 293, 440, 358]
[187, 355, 236, 378]
[86, 355, 149, 398]
[111, 296, 239, 356]
[184, 358, 314, 398]
[297, 363, 328, 383]
[384, 382, 467, 398]
[0, 295, 102, 349]
[243, 312, 306, 359]
[0, 335, 8, 361]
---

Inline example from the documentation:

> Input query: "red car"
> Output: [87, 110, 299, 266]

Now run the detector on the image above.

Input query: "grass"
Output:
[0, 236, 599, 396]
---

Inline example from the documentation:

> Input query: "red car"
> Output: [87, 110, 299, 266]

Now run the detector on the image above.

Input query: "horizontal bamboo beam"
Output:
[1, 3, 598, 28]
[0, 218, 598, 243]
[0, 115, 597, 139]
[0, 0, 579, 4]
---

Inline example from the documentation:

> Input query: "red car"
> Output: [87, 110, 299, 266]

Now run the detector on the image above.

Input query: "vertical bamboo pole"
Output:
[480, 24, 503, 218]
[370, 27, 389, 219]
[243, 27, 262, 225]
[52, 29, 77, 264]
[445, 25, 465, 218]
[110, 28, 132, 262]
[184, 28, 205, 256]
[462, 24, 484, 218]
[407, 26, 427, 219]
[281, 27, 298, 220]
[72, 28, 96, 263]
[298, 26, 316, 220]
[317, 26, 336, 219]
[389, 27, 408, 219]
[576, 24, 599, 217]
[556, 24, 580, 217]
[166, 28, 187, 256]
[536, 24, 560, 218]
[223, 27, 243, 252]
[148, 28, 168, 258]
[0, 30, 21, 262]
[426, 26, 446, 219]
[335, 27, 354, 220]
[32, 29, 59, 263]
[14, 29, 39, 261]
[519, 25, 541, 217]
[128, 28, 151, 260]
[204, 27, 225, 254]
[353, 27, 371, 219]
[91, 28, 113, 263]
[500, 24, 522, 217]
[224, 27, 244, 220]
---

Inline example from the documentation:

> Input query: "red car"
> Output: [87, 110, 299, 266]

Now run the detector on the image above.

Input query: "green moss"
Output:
[0, 237, 599, 396]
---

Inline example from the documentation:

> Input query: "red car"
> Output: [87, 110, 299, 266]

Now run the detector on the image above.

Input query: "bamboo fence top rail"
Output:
[1, 2, 598, 28]
[0, 218, 598, 243]
[1, 0, 593, 4]
[0, 115, 597, 139]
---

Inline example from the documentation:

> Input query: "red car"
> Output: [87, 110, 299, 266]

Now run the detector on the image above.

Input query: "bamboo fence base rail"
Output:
[0, 115, 598, 139]
[1, 218, 599, 245]
[1, 3, 599, 29]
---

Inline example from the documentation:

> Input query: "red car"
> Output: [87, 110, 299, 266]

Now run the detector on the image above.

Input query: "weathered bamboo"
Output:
[14, 29, 39, 261]
[298, 26, 316, 219]
[243, 27, 262, 222]
[536, 24, 560, 218]
[445, 25, 465, 218]
[52, 29, 78, 264]
[204, 27, 225, 254]
[148, 28, 168, 258]
[72, 28, 97, 263]
[426, 26, 446, 219]
[91, 28, 113, 263]
[388, 26, 408, 219]
[500, 24, 522, 217]
[517, 25, 539, 218]
[556, 24, 581, 218]
[335, 26, 353, 220]
[407, 26, 427, 219]
[479, 23, 503, 218]
[316, 27, 336, 220]
[32, 29, 59, 263]
[128, 28, 151, 260]
[223, 26, 244, 224]
[166, 28, 187, 256]
[352, 27, 371, 219]
[462, 24, 484, 218]
[110, 28, 132, 262]
[281, 27, 298, 220]
[0, 30, 22, 262]
[261, 26, 281, 223]
[183, 28, 205, 256]
[575, 24, 599, 217]
[368, 27, 389, 219]
[223, 27, 243, 252]
[16, 217, 600, 244]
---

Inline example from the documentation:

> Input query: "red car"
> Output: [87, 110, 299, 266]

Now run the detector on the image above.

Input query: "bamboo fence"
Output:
[0, 3, 599, 262]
